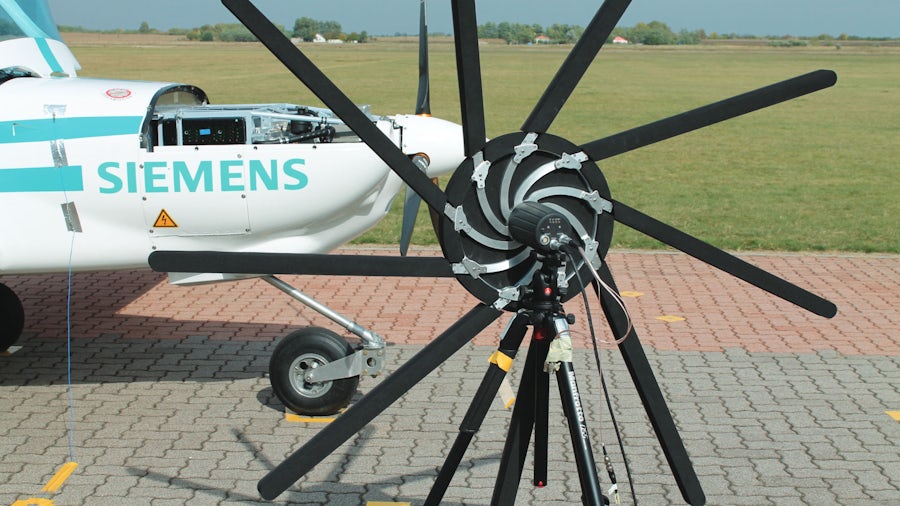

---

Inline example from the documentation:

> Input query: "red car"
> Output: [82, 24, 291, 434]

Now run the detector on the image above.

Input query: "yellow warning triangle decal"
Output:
[153, 209, 178, 228]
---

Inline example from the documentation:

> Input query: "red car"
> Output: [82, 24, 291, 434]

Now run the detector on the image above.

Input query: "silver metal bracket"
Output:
[492, 286, 522, 310]
[304, 347, 386, 383]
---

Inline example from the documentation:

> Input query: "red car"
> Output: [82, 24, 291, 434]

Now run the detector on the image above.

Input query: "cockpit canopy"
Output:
[0, 0, 80, 77]
[0, 0, 62, 41]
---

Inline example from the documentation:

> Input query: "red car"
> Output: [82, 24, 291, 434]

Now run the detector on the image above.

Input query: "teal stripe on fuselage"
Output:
[0, 116, 143, 144]
[0, 166, 84, 192]
[34, 38, 64, 75]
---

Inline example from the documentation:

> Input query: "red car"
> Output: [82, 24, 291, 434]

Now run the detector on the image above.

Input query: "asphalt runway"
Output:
[1, 248, 898, 505]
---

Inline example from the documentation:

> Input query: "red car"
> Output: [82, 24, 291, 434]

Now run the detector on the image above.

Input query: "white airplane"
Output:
[0, 0, 462, 412]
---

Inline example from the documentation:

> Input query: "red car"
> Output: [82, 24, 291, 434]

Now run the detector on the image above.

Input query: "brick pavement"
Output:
[1, 249, 898, 505]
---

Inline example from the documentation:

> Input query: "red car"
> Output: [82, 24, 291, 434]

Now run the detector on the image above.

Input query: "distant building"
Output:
[613, 36, 629, 44]
[534, 34, 551, 44]
[313, 33, 326, 43]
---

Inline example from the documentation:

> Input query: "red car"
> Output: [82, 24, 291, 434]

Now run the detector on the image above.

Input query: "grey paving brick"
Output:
[4, 332, 900, 505]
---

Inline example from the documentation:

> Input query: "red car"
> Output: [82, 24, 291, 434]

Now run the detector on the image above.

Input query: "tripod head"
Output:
[508, 201, 580, 315]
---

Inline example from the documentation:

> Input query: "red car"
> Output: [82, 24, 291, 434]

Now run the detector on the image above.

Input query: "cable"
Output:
[65, 230, 76, 461]
[575, 246, 632, 343]
[566, 249, 638, 505]
[52, 110, 77, 463]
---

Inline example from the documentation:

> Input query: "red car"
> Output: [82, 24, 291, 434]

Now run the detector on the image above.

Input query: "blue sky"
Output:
[46, 0, 899, 38]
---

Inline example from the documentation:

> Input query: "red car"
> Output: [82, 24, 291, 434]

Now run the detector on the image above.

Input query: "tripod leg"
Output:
[556, 361, 605, 505]
[595, 263, 706, 505]
[425, 313, 530, 505]
[533, 352, 550, 487]
[258, 304, 501, 500]
[491, 332, 552, 506]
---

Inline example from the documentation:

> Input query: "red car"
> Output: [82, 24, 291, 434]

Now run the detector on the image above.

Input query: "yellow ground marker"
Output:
[285, 412, 336, 423]
[41, 462, 78, 493]
[367, 502, 411, 506]
[620, 291, 644, 297]
[12, 498, 54, 506]
[886, 411, 900, 421]
[655, 315, 686, 322]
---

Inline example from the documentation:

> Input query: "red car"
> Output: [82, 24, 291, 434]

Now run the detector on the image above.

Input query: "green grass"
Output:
[72, 39, 899, 253]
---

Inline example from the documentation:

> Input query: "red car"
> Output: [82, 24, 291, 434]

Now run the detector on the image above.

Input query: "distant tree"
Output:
[318, 20, 342, 40]
[546, 23, 582, 44]
[186, 24, 215, 41]
[676, 28, 705, 45]
[497, 21, 513, 43]
[293, 17, 318, 41]
[479, 21, 498, 39]
[138, 21, 152, 34]
[216, 23, 256, 42]
[626, 21, 677, 45]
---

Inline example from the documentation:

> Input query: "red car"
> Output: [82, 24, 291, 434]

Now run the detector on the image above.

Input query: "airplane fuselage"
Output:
[0, 73, 461, 274]
[0, 0, 463, 352]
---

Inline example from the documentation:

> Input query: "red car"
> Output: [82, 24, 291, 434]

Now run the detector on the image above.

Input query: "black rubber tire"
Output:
[0, 283, 24, 352]
[269, 327, 359, 415]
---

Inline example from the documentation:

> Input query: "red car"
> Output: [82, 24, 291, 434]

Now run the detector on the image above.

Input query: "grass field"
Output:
[66, 34, 898, 253]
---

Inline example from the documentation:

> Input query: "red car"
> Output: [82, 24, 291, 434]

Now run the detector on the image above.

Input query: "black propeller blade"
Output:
[398, 159, 427, 256]
[582, 70, 837, 160]
[400, 0, 433, 256]
[221, 0, 446, 215]
[416, 0, 431, 117]
[611, 201, 837, 318]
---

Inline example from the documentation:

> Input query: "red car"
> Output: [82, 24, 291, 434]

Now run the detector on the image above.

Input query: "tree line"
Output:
[57, 18, 896, 46]
[58, 18, 369, 44]
[479, 20, 704, 44]
[480, 19, 897, 45]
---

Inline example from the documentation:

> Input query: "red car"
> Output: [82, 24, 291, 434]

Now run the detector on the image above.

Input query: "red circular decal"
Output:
[105, 88, 132, 100]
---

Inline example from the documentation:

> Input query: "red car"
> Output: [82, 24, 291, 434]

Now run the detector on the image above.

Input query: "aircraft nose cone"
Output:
[393, 114, 465, 177]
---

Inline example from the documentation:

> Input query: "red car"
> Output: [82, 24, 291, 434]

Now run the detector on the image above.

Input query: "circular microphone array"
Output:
[438, 131, 615, 311]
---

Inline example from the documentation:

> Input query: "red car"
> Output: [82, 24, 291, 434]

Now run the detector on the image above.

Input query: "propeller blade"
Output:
[148, 251, 455, 278]
[582, 69, 837, 161]
[400, 188, 422, 256]
[593, 264, 706, 505]
[400, 1, 431, 255]
[612, 200, 837, 318]
[221, 0, 446, 214]
[522, 0, 632, 133]
[258, 304, 503, 499]
[451, 0, 487, 156]
[399, 153, 430, 256]
[399, 186, 422, 256]
[416, 0, 431, 116]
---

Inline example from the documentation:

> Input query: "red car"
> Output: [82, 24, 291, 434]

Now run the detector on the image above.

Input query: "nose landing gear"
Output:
[0, 283, 24, 353]
[269, 327, 360, 416]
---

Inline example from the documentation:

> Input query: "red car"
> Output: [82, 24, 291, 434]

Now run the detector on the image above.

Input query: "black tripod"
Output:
[426, 254, 609, 505]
